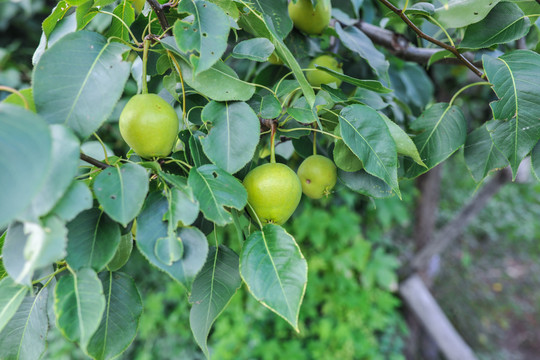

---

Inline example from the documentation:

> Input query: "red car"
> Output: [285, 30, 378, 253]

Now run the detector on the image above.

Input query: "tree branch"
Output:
[80, 153, 111, 169]
[146, 0, 172, 35]
[376, 0, 484, 78]
[357, 22, 478, 66]
[401, 168, 512, 277]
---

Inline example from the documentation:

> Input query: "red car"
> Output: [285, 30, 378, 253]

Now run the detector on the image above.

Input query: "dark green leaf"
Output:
[190, 245, 241, 358]
[483, 50, 540, 176]
[188, 165, 247, 226]
[201, 101, 261, 174]
[54, 268, 105, 349]
[406, 2, 435, 16]
[314, 65, 392, 93]
[190, 131, 212, 168]
[232, 38, 274, 61]
[0, 104, 52, 228]
[136, 192, 209, 286]
[93, 163, 149, 227]
[338, 169, 394, 198]
[240, 225, 307, 331]
[33, 31, 131, 138]
[66, 209, 121, 272]
[251, 0, 292, 39]
[532, 141, 540, 181]
[106, 233, 133, 272]
[464, 123, 508, 182]
[86, 272, 143, 360]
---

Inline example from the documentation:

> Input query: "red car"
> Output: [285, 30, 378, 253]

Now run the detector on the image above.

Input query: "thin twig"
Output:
[377, 0, 484, 78]
[80, 153, 111, 169]
[146, 0, 172, 35]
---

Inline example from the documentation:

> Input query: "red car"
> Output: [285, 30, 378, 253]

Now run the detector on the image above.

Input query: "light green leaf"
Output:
[339, 104, 400, 197]
[175, 0, 230, 74]
[136, 192, 209, 287]
[167, 185, 200, 227]
[190, 245, 241, 358]
[76, 1, 98, 30]
[464, 123, 508, 182]
[333, 139, 363, 172]
[435, 0, 501, 28]
[483, 50, 540, 176]
[42, 1, 72, 39]
[107, 0, 135, 41]
[232, 38, 274, 61]
[381, 114, 426, 167]
[154, 232, 184, 266]
[106, 233, 133, 272]
[405, 103, 467, 178]
[406, 2, 435, 16]
[66, 209, 121, 272]
[0, 287, 49, 360]
[93, 163, 149, 227]
[50, 181, 93, 222]
[86, 272, 143, 360]
[0, 277, 29, 334]
[460, 2, 531, 49]
[240, 225, 307, 331]
[0, 104, 52, 229]
[201, 101, 261, 174]
[54, 268, 106, 349]
[33, 31, 131, 138]
[188, 165, 247, 226]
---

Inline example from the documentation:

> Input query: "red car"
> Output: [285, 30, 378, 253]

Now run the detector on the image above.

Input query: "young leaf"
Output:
[107, 0, 135, 41]
[0, 104, 52, 229]
[240, 225, 307, 331]
[136, 192, 209, 287]
[54, 268, 106, 349]
[0, 286, 49, 360]
[93, 163, 149, 227]
[0, 277, 29, 333]
[464, 123, 508, 183]
[86, 272, 143, 360]
[232, 38, 274, 61]
[66, 209, 121, 272]
[33, 31, 131, 138]
[460, 3, 531, 49]
[24, 124, 80, 220]
[189, 245, 242, 358]
[3, 218, 67, 286]
[405, 103, 466, 178]
[201, 101, 261, 174]
[188, 165, 248, 226]
[339, 104, 400, 197]
[483, 51, 540, 177]
[42, 1, 71, 39]
[175, 0, 231, 74]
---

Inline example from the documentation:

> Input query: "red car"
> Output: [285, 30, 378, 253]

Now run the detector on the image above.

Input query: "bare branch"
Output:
[80, 153, 110, 169]
[146, 0, 172, 36]
[376, 0, 484, 78]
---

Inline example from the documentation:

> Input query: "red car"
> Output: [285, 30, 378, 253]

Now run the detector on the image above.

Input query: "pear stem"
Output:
[312, 125, 317, 155]
[270, 121, 276, 163]
[141, 38, 150, 95]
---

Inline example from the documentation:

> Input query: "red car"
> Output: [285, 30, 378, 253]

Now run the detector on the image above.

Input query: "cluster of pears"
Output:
[243, 149, 337, 226]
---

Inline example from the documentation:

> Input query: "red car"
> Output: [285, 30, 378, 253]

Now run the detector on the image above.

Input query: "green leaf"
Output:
[33, 31, 131, 138]
[155, 232, 184, 266]
[464, 123, 508, 183]
[405, 2, 435, 16]
[42, 1, 72, 39]
[0, 277, 29, 334]
[167, 186, 200, 226]
[435, 0, 501, 28]
[251, 0, 292, 39]
[190, 131, 212, 168]
[335, 23, 389, 84]
[0, 104, 52, 228]
[232, 38, 275, 61]
[76, 1, 98, 30]
[188, 165, 248, 226]
[314, 65, 392, 93]
[460, 3, 531, 49]
[161, 38, 256, 101]
[0, 287, 49, 360]
[333, 139, 363, 172]
[175, 0, 230, 74]
[405, 103, 466, 178]
[93, 163, 149, 227]
[532, 141, 540, 181]
[107, 0, 135, 41]
[381, 114, 426, 167]
[201, 101, 261, 174]
[86, 272, 143, 360]
[3, 217, 67, 286]
[50, 181, 93, 222]
[339, 104, 400, 197]
[483, 50, 540, 176]
[66, 209, 121, 272]
[189, 245, 241, 358]
[54, 268, 106, 349]
[24, 124, 80, 220]
[106, 233, 133, 271]
[136, 192, 209, 286]
[338, 169, 394, 198]
[240, 225, 307, 331]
